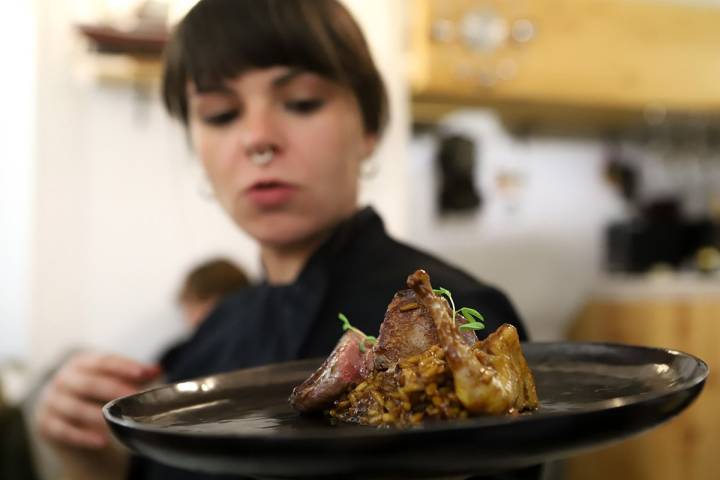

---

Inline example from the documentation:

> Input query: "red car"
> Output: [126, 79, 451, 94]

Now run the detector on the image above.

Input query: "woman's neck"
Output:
[261, 206, 360, 285]
[260, 233, 330, 285]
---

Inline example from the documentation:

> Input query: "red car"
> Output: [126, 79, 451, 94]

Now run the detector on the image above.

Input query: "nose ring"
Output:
[251, 148, 274, 166]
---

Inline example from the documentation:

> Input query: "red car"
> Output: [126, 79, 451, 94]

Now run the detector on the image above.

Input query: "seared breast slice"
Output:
[289, 330, 372, 413]
[373, 289, 477, 371]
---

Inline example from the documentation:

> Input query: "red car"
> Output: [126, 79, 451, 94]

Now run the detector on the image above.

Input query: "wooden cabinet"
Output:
[566, 277, 720, 480]
[408, 0, 720, 127]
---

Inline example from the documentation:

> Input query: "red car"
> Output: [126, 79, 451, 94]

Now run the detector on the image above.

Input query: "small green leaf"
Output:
[459, 307, 485, 323]
[365, 336, 378, 344]
[433, 287, 452, 299]
[338, 312, 352, 331]
[459, 322, 485, 331]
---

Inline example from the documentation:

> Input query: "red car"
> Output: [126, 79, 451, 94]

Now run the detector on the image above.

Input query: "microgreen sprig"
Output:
[338, 313, 377, 353]
[433, 287, 485, 332]
[457, 307, 485, 331]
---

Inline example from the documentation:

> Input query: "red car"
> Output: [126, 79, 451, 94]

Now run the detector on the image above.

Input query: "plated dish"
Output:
[290, 269, 538, 426]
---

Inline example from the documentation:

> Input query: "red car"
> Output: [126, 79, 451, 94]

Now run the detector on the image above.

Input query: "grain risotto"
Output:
[328, 345, 469, 427]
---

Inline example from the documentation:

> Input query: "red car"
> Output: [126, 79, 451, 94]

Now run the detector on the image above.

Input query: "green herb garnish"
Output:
[338, 313, 377, 353]
[433, 287, 486, 332]
[457, 307, 485, 331]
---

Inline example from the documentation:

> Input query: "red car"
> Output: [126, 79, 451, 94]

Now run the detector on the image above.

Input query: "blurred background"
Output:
[1, 0, 719, 479]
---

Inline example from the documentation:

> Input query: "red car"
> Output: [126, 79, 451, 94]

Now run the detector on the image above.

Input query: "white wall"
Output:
[409, 111, 627, 341]
[29, 0, 260, 370]
[26, 0, 409, 372]
[343, 0, 410, 237]
[0, 2, 36, 362]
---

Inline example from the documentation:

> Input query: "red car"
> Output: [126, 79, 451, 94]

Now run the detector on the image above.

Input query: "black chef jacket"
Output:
[129, 207, 540, 480]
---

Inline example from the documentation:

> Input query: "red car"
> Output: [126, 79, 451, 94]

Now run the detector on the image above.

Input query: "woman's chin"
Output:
[235, 204, 355, 250]
[243, 220, 326, 250]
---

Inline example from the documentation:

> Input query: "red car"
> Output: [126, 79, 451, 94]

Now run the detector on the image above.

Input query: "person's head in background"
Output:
[178, 258, 250, 328]
[162, 0, 389, 285]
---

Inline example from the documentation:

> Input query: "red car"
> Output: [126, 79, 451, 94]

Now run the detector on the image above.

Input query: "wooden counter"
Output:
[566, 275, 719, 480]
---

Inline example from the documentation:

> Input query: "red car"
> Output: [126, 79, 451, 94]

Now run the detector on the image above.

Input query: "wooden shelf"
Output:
[76, 24, 168, 87]
[409, 0, 720, 127]
[77, 24, 167, 56]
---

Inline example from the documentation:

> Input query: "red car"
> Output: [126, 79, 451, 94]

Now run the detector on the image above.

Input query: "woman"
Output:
[34, 1, 536, 479]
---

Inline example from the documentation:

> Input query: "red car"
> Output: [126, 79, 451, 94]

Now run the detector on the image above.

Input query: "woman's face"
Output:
[187, 67, 376, 248]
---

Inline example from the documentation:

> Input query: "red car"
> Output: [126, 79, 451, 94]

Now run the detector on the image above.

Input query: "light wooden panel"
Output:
[409, 0, 720, 124]
[566, 297, 719, 480]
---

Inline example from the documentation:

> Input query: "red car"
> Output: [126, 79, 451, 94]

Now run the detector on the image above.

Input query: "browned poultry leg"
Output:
[407, 269, 537, 414]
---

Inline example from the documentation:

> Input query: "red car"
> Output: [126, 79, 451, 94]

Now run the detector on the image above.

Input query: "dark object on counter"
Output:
[606, 218, 719, 273]
[604, 146, 639, 204]
[437, 135, 482, 213]
[104, 342, 707, 479]
[606, 198, 720, 273]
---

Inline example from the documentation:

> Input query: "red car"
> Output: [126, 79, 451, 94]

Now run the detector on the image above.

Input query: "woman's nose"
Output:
[239, 104, 282, 161]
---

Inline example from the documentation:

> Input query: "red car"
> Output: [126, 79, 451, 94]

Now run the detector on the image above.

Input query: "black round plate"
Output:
[104, 342, 708, 479]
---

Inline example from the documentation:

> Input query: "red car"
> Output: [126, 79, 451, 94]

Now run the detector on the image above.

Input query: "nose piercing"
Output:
[251, 148, 274, 166]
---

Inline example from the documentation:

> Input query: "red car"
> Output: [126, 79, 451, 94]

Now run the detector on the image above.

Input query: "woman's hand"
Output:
[35, 352, 161, 449]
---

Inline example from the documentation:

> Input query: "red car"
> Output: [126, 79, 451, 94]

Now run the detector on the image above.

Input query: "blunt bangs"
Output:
[162, 0, 388, 135]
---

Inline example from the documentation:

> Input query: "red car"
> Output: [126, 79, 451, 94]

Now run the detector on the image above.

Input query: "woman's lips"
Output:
[245, 180, 298, 208]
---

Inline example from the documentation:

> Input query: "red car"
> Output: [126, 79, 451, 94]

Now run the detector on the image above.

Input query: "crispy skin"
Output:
[374, 289, 477, 371]
[289, 330, 372, 413]
[474, 324, 539, 412]
[407, 270, 538, 415]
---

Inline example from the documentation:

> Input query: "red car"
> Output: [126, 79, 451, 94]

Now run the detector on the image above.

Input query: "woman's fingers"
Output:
[55, 352, 161, 403]
[45, 389, 108, 432]
[40, 414, 107, 449]
[73, 352, 161, 382]
[36, 351, 161, 451]
[36, 384, 108, 450]
[54, 367, 139, 403]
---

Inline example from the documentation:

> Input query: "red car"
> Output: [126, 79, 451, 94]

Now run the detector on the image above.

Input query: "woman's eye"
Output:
[203, 110, 238, 126]
[285, 99, 324, 114]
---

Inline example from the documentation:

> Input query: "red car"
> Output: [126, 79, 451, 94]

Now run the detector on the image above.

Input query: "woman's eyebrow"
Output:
[271, 69, 305, 88]
[191, 83, 234, 95]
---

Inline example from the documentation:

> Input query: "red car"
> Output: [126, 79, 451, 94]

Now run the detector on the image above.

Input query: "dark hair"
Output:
[162, 0, 389, 135]
[178, 258, 250, 303]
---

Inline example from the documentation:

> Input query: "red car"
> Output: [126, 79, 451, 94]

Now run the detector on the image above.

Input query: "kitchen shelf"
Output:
[409, 0, 720, 129]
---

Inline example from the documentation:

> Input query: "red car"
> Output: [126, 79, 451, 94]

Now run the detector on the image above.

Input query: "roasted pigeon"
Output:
[289, 269, 538, 425]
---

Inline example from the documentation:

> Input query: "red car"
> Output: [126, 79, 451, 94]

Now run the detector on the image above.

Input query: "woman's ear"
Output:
[362, 133, 378, 160]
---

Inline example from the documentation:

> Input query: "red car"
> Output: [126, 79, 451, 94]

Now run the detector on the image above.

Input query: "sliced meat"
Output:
[289, 330, 372, 413]
[373, 289, 477, 371]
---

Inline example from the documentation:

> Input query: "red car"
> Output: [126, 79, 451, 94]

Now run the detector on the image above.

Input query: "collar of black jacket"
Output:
[257, 206, 384, 286]
[272, 206, 384, 359]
